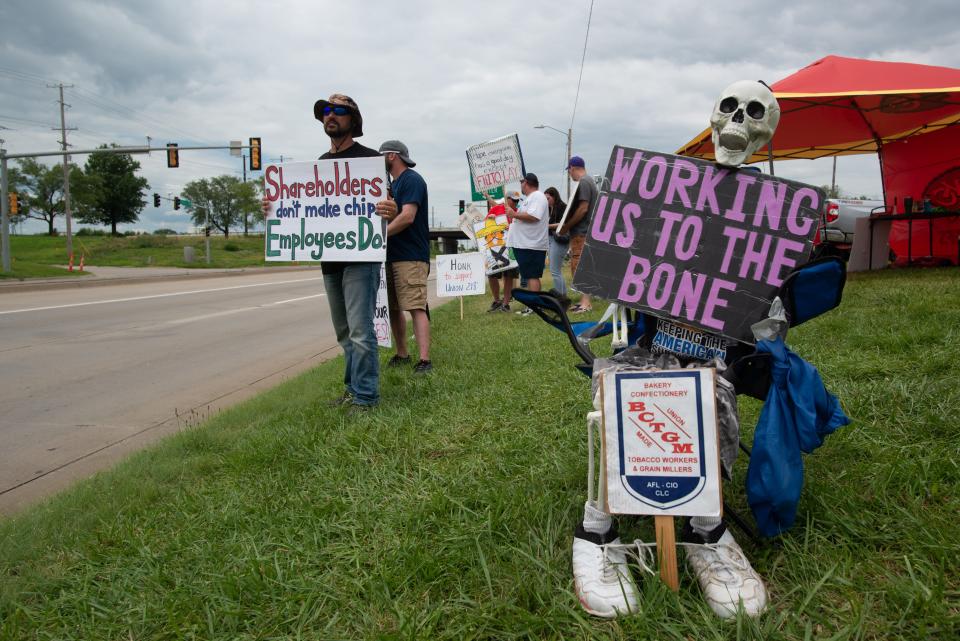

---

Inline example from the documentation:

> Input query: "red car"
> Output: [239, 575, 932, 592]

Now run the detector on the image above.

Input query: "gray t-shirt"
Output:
[570, 173, 599, 237]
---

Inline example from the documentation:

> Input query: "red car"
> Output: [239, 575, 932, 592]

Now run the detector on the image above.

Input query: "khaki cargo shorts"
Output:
[386, 260, 429, 311]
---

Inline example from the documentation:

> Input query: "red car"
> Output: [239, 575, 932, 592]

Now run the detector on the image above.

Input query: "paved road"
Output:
[0, 267, 440, 514]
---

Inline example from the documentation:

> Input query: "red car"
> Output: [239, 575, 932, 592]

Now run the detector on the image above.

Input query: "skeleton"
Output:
[710, 80, 781, 167]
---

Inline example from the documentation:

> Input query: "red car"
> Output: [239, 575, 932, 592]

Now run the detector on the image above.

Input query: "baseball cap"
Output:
[378, 140, 416, 167]
[521, 172, 539, 187]
[567, 156, 585, 168]
[505, 190, 521, 202]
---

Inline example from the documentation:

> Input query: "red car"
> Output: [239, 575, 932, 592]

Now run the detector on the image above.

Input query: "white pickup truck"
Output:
[817, 197, 886, 256]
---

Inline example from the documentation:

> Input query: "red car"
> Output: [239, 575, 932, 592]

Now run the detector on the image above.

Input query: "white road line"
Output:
[165, 294, 326, 326]
[0, 277, 325, 316]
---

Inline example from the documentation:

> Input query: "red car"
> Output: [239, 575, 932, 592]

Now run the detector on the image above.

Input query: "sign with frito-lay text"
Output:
[466, 134, 525, 192]
[573, 147, 824, 343]
[602, 368, 721, 516]
[263, 157, 388, 262]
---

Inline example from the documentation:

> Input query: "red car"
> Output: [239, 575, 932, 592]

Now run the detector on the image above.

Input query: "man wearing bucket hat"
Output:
[377, 140, 432, 374]
[261, 93, 396, 413]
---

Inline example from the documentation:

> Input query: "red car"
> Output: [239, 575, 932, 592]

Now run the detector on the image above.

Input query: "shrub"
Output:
[224, 242, 240, 251]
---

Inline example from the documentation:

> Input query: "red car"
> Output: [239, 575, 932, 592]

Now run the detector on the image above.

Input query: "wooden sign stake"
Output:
[654, 515, 680, 592]
[459, 295, 464, 320]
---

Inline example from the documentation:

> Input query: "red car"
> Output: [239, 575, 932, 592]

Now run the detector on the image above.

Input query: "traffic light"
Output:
[153, 193, 161, 207]
[166, 143, 179, 168]
[458, 199, 465, 215]
[9, 192, 18, 215]
[249, 137, 261, 171]
[174, 197, 180, 211]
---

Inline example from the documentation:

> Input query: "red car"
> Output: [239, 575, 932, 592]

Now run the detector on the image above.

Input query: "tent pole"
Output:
[767, 145, 775, 176]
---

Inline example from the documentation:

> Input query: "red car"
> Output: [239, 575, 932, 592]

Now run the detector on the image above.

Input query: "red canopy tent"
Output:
[677, 55, 960, 265]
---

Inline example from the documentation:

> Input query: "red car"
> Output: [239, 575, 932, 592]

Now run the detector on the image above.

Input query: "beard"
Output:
[324, 118, 349, 139]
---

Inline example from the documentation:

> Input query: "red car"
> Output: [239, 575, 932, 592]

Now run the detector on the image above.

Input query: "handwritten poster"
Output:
[263, 157, 388, 262]
[466, 134, 526, 193]
[374, 263, 391, 348]
[573, 147, 823, 343]
[473, 214, 518, 276]
[436, 252, 486, 297]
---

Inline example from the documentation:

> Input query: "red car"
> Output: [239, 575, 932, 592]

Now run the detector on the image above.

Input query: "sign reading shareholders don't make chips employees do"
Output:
[573, 147, 824, 344]
[263, 157, 388, 262]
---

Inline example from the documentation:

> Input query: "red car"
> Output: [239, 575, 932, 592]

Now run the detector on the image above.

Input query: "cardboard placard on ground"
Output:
[602, 367, 721, 517]
[572, 147, 825, 343]
[374, 263, 391, 348]
[263, 157, 388, 262]
[473, 214, 519, 276]
[466, 134, 525, 193]
[436, 253, 486, 297]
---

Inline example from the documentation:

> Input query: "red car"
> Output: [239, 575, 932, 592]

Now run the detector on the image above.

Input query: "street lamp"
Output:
[534, 124, 573, 200]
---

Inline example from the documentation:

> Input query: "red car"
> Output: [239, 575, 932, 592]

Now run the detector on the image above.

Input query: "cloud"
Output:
[1, 0, 957, 233]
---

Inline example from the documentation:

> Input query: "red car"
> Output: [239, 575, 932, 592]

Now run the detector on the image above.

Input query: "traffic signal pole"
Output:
[0, 143, 261, 272]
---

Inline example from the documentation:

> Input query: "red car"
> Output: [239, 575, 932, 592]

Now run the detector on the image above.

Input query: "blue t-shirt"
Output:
[388, 167, 429, 263]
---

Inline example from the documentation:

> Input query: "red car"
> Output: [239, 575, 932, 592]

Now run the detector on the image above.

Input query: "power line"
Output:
[570, 0, 595, 131]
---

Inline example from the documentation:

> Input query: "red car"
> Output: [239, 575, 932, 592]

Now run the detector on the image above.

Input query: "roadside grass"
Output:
[1, 268, 958, 639]
[8, 234, 272, 269]
[0, 260, 90, 279]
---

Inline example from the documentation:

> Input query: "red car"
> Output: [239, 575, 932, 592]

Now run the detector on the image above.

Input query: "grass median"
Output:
[1, 268, 958, 640]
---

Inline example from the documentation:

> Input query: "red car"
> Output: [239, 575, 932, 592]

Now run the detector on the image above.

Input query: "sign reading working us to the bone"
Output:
[603, 368, 721, 516]
[573, 147, 824, 343]
[263, 157, 387, 262]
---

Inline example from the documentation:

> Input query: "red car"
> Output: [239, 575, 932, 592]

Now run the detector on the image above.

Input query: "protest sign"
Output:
[555, 180, 580, 231]
[436, 252, 486, 297]
[473, 214, 518, 276]
[466, 134, 526, 193]
[573, 147, 824, 343]
[470, 174, 504, 203]
[602, 367, 721, 517]
[263, 157, 387, 262]
[374, 263, 391, 348]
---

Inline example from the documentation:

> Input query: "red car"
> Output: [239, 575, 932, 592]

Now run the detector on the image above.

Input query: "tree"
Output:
[820, 184, 842, 199]
[182, 175, 258, 238]
[80, 145, 150, 235]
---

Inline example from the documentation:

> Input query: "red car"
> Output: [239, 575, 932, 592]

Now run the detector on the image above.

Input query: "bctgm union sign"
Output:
[602, 368, 722, 517]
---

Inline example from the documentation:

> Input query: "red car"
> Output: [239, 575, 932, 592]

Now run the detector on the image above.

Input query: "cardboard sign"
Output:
[602, 368, 721, 517]
[436, 253, 486, 297]
[374, 263, 391, 348]
[473, 214, 519, 276]
[555, 180, 580, 231]
[466, 134, 526, 193]
[572, 147, 824, 343]
[263, 157, 388, 262]
[470, 173, 504, 203]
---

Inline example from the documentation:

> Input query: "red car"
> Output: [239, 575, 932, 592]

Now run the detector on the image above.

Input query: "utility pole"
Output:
[242, 153, 248, 236]
[831, 156, 837, 197]
[566, 127, 573, 201]
[50, 83, 76, 260]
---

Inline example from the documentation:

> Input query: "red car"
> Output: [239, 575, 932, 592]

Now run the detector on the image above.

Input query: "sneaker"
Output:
[682, 521, 767, 618]
[570, 305, 593, 314]
[572, 523, 640, 618]
[327, 390, 353, 407]
[387, 354, 411, 368]
[413, 359, 433, 374]
[500, 304, 511, 313]
[347, 403, 374, 416]
[487, 300, 503, 312]
[518, 307, 533, 316]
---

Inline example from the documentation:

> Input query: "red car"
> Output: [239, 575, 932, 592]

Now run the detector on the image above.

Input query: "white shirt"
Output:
[506, 189, 549, 250]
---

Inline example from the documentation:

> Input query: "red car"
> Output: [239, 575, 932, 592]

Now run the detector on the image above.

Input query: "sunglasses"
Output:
[322, 105, 352, 117]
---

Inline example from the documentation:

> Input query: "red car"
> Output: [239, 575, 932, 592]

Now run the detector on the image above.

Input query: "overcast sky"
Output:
[2, 0, 959, 234]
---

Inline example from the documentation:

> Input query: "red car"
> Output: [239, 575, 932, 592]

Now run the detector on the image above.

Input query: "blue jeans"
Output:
[323, 263, 380, 406]
[548, 236, 568, 295]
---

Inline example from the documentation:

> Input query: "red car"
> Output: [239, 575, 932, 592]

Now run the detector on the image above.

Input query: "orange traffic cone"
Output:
[79, 254, 85, 271]
[68, 253, 74, 272]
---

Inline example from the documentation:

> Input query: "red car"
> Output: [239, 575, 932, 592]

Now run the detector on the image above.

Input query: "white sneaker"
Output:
[572, 527, 640, 618]
[684, 527, 767, 618]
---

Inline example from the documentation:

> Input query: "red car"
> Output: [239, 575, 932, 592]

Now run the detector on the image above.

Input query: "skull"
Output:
[710, 80, 781, 167]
